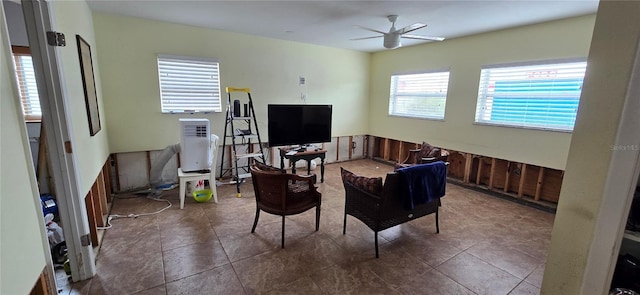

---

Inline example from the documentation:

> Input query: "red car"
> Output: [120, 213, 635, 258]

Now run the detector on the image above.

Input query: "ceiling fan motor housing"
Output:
[383, 34, 401, 49]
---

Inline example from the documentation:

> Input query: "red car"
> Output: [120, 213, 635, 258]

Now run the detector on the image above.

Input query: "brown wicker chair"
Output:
[250, 165, 321, 248]
[396, 141, 450, 169]
[341, 166, 445, 258]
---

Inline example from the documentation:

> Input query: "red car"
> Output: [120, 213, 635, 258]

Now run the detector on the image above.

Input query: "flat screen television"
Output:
[267, 104, 332, 147]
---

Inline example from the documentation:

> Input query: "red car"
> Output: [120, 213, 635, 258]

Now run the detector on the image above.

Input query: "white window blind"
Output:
[13, 53, 42, 120]
[475, 60, 587, 131]
[389, 71, 449, 120]
[157, 55, 221, 113]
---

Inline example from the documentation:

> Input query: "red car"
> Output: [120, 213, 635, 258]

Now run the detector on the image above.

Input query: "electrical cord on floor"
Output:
[96, 197, 172, 230]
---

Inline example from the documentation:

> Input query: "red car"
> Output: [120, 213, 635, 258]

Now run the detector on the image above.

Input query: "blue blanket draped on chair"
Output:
[397, 161, 447, 210]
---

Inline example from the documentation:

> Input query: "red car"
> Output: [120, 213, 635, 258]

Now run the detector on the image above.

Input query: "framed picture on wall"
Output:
[76, 34, 101, 136]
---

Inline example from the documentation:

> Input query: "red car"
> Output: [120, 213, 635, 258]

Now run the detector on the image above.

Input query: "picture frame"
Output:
[76, 35, 101, 136]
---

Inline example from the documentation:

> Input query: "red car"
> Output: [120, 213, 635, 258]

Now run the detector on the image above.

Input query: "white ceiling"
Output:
[86, 0, 599, 53]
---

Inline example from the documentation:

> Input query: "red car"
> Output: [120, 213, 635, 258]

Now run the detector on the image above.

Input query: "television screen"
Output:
[267, 104, 332, 147]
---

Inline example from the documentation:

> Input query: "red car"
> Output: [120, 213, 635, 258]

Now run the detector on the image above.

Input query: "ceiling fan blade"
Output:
[354, 25, 387, 35]
[350, 36, 383, 41]
[397, 23, 427, 35]
[402, 34, 445, 41]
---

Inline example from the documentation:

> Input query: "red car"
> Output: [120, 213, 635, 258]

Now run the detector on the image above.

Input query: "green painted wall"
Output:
[52, 1, 110, 195]
[369, 15, 596, 170]
[93, 13, 370, 153]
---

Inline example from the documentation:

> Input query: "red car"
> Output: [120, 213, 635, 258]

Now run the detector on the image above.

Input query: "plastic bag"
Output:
[45, 213, 64, 246]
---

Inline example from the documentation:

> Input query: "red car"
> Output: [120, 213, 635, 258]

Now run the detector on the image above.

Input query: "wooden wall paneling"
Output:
[29, 267, 50, 295]
[463, 153, 473, 183]
[383, 138, 390, 160]
[517, 163, 527, 198]
[146, 151, 151, 180]
[506, 163, 521, 194]
[113, 153, 121, 192]
[97, 171, 108, 215]
[103, 161, 112, 202]
[363, 135, 369, 158]
[492, 159, 509, 191]
[365, 135, 562, 203]
[336, 137, 340, 162]
[467, 154, 478, 183]
[518, 165, 539, 198]
[91, 183, 104, 227]
[348, 136, 353, 159]
[388, 140, 400, 162]
[372, 136, 380, 158]
[535, 167, 546, 201]
[478, 157, 492, 186]
[504, 162, 511, 193]
[489, 158, 496, 189]
[447, 151, 466, 180]
[118, 135, 567, 203]
[369, 136, 375, 158]
[85, 192, 99, 247]
[540, 169, 563, 203]
[476, 157, 483, 185]
[507, 163, 517, 194]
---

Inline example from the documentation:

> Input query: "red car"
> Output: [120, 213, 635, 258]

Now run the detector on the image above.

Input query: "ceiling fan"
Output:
[352, 15, 445, 49]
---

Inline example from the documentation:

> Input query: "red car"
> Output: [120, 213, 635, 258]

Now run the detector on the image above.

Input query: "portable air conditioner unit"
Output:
[179, 118, 211, 172]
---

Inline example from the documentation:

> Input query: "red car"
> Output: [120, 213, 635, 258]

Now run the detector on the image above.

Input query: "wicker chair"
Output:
[341, 166, 445, 258]
[249, 165, 322, 248]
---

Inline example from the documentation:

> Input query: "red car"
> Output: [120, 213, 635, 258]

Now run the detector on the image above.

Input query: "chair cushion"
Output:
[340, 167, 383, 196]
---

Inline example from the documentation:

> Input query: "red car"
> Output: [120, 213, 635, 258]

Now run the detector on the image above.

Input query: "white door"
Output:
[19, 0, 97, 282]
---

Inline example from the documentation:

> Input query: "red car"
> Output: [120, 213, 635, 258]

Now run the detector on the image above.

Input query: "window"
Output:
[12, 46, 41, 121]
[157, 55, 221, 113]
[389, 70, 450, 120]
[475, 59, 587, 131]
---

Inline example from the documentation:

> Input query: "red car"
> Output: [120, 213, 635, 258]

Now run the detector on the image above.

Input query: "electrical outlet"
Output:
[301, 93, 306, 100]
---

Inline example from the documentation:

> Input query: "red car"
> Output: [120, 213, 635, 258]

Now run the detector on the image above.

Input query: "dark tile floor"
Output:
[60, 159, 553, 295]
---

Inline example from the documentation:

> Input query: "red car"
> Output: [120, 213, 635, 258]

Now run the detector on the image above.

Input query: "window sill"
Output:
[162, 110, 221, 114]
[388, 114, 445, 122]
[473, 122, 573, 133]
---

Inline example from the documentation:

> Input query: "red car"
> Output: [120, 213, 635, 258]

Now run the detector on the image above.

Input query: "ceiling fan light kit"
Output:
[384, 34, 402, 49]
[353, 14, 445, 49]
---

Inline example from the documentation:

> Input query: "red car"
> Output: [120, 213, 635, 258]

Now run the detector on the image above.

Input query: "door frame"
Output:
[580, 35, 640, 293]
[20, 0, 96, 281]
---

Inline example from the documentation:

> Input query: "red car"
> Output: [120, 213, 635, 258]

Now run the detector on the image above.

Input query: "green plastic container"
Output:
[193, 189, 213, 203]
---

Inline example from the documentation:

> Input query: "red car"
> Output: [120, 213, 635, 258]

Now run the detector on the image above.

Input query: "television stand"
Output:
[279, 147, 326, 183]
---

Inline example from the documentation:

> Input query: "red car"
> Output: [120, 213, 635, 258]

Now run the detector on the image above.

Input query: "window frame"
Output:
[388, 69, 451, 120]
[474, 58, 587, 132]
[12, 45, 42, 122]
[157, 54, 222, 114]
